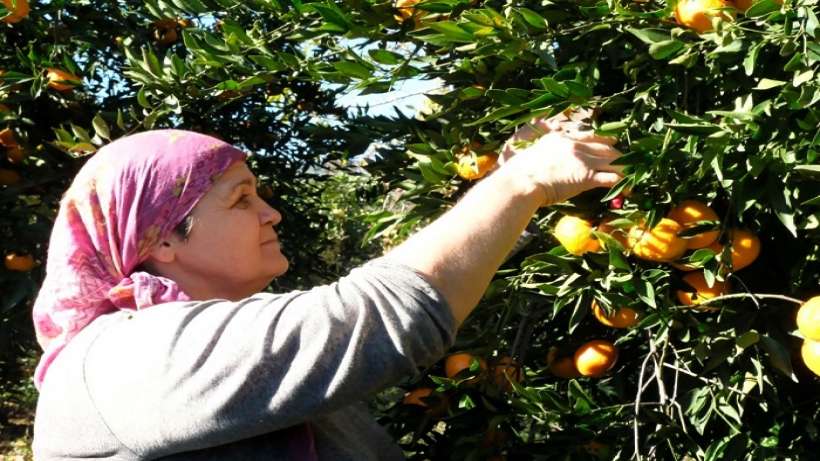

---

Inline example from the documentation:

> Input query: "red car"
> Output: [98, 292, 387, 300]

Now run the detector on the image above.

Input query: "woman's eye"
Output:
[235, 194, 251, 207]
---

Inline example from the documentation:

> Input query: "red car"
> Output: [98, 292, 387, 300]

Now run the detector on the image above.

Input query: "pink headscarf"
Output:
[32, 129, 245, 388]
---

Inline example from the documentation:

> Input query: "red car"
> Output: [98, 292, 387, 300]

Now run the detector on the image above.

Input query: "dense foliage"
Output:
[0, 0, 386, 451]
[293, 0, 820, 459]
[2, 0, 819, 460]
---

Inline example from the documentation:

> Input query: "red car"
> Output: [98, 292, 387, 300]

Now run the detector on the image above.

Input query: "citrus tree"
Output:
[4, 0, 820, 459]
[0, 0, 388, 451]
[279, 0, 820, 459]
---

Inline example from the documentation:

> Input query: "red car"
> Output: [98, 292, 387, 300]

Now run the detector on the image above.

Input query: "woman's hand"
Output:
[387, 110, 624, 326]
[497, 109, 623, 206]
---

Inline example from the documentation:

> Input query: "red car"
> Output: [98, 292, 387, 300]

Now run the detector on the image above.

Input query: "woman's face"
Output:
[147, 161, 288, 300]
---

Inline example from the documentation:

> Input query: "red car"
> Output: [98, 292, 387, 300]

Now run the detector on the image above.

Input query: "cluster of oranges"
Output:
[402, 353, 522, 407]
[0, 66, 78, 183]
[554, 199, 761, 309]
[797, 297, 820, 377]
[0, 120, 34, 272]
[674, 0, 783, 34]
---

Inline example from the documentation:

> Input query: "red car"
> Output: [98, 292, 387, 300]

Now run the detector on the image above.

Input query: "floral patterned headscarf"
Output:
[32, 129, 246, 386]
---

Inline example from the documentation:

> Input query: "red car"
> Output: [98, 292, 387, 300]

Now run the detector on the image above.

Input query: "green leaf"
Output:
[92, 114, 110, 141]
[333, 61, 373, 80]
[249, 55, 286, 71]
[516, 8, 547, 29]
[649, 40, 684, 60]
[754, 79, 787, 90]
[801, 194, 820, 206]
[636, 278, 656, 308]
[743, 42, 763, 76]
[427, 22, 474, 42]
[568, 379, 595, 413]
[567, 295, 586, 334]
[625, 27, 671, 45]
[175, 0, 208, 13]
[807, 42, 820, 63]
[745, 0, 781, 17]
[368, 49, 403, 66]
[597, 120, 628, 134]
[758, 336, 797, 381]
[137, 88, 151, 109]
[537, 78, 569, 98]
[464, 106, 525, 126]
[783, 52, 805, 72]
[806, 6, 819, 38]
[705, 434, 737, 461]
[607, 244, 631, 270]
[794, 164, 820, 175]
[666, 123, 722, 135]
[736, 330, 760, 349]
[141, 47, 163, 78]
[309, 3, 351, 31]
[793, 70, 815, 87]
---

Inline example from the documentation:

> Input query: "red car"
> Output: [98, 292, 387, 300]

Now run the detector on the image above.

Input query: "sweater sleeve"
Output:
[82, 257, 456, 458]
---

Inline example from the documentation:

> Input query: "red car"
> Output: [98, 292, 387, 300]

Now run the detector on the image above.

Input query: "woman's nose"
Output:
[260, 200, 282, 226]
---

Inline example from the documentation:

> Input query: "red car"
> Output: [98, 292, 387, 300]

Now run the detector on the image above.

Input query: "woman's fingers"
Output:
[569, 130, 618, 146]
[576, 143, 625, 174]
[591, 171, 623, 188]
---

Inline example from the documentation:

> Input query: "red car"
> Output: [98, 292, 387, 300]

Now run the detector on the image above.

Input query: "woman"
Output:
[31, 120, 621, 459]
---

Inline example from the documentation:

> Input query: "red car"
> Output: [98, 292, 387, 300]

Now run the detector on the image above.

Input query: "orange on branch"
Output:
[710, 228, 760, 271]
[1, 0, 29, 24]
[152, 17, 183, 45]
[4, 252, 34, 272]
[155, 28, 178, 45]
[492, 356, 523, 391]
[46, 68, 81, 92]
[6, 145, 26, 164]
[402, 387, 448, 417]
[0, 127, 18, 147]
[554, 215, 601, 256]
[797, 296, 820, 341]
[597, 219, 629, 248]
[674, 0, 734, 33]
[801, 339, 820, 377]
[445, 352, 487, 383]
[549, 356, 581, 378]
[574, 340, 618, 377]
[402, 387, 434, 407]
[627, 218, 688, 262]
[0, 167, 21, 185]
[394, 0, 424, 27]
[676, 271, 729, 307]
[666, 200, 720, 249]
[584, 441, 611, 458]
[455, 152, 497, 181]
[592, 301, 639, 329]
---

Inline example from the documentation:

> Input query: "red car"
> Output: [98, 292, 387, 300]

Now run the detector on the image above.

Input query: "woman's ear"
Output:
[146, 239, 177, 265]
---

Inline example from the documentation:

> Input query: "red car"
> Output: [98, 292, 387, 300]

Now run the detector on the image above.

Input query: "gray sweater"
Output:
[32, 258, 456, 460]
